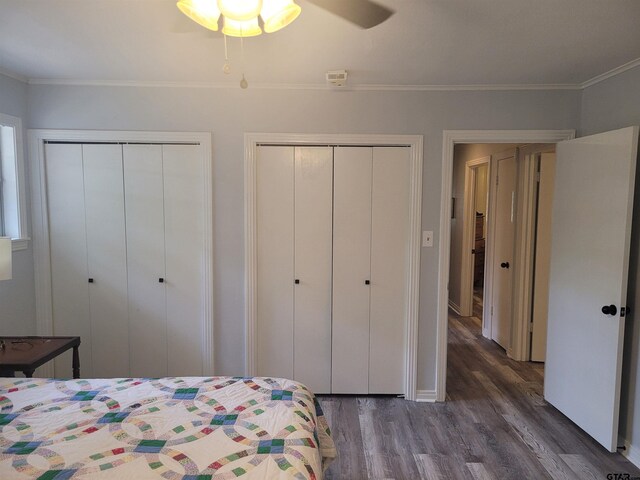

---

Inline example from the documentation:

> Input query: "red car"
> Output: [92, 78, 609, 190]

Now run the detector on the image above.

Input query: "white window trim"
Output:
[0, 112, 29, 251]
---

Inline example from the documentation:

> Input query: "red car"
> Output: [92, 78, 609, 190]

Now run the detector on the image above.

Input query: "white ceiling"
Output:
[1, 0, 639, 88]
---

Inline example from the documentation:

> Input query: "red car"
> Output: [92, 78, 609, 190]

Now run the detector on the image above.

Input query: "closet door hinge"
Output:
[529, 322, 534, 333]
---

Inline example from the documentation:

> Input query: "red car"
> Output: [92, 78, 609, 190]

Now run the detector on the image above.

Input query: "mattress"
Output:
[0, 376, 336, 479]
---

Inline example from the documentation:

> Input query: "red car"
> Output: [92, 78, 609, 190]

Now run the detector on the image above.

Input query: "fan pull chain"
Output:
[240, 35, 248, 89]
[222, 34, 231, 74]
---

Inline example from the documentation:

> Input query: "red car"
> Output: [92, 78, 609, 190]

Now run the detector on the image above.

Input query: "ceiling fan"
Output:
[307, 0, 395, 30]
[174, 0, 395, 36]
[173, 0, 395, 88]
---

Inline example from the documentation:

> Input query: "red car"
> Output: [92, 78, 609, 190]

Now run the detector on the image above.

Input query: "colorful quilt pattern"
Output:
[0, 376, 336, 479]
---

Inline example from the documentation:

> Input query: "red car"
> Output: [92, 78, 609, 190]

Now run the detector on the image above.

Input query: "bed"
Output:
[0, 376, 336, 479]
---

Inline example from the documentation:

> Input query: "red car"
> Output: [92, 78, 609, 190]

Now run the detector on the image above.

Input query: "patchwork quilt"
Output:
[0, 376, 336, 479]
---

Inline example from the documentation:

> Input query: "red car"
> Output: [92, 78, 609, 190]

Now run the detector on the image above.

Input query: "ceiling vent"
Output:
[326, 70, 348, 87]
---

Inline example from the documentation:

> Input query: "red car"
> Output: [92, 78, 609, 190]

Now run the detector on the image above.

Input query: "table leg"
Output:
[24, 369, 34, 378]
[72, 346, 80, 379]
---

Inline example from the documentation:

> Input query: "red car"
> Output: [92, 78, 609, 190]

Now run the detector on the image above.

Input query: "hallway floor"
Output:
[320, 309, 640, 479]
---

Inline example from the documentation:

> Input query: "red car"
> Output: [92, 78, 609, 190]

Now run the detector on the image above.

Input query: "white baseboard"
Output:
[448, 300, 461, 315]
[416, 389, 438, 402]
[622, 439, 640, 469]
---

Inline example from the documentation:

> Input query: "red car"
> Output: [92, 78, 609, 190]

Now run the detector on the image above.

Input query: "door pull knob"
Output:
[365, 280, 370, 285]
[602, 305, 618, 316]
[294, 279, 300, 284]
[500, 262, 510, 269]
[88, 278, 94, 283]
[159, 278, 165, 283]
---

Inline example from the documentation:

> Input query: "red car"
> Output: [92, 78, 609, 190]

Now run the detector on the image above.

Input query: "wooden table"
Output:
[0, 336, 80, 379]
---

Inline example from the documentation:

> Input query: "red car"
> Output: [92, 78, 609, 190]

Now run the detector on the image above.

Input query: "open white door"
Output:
[491, 151, 517, 349]
[545, 126, 639, 452]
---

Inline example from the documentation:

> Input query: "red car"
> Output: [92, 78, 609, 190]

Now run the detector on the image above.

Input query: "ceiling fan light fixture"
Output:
[176, 0, 221, 31]
[177, 0, 303, 37]
[261, 0, 302, 33]
[221, 16, 263, 37]
[217, 0, 263, 22]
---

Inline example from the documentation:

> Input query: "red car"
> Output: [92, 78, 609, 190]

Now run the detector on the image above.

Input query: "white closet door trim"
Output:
[244, 133, 423, 401]
[29, 129, 214, 378]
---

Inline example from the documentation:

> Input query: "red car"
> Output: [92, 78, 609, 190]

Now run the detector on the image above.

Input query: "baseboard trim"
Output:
[622, 439, 640, 469]
[448, 300, 461, 315]
[416, 389, 438, 402]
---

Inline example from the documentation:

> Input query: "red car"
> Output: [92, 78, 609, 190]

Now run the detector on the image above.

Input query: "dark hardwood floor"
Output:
[319, 309, 640, 479]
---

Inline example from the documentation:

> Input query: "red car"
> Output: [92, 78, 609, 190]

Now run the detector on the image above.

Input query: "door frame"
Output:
[459, 155, 490, 317]
[244, 133, 424, 401]
[28, 129, 215, 378]
[512, 144, 558, 361]
[437, 130, 575, 401]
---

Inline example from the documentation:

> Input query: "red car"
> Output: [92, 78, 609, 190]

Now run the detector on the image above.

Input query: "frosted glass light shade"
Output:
[176, 0, 221, 31]
[222, 17, 262, 37]
[261, 0, 301, 33]
[218, 0, 262, 21]
[178, 0, 301, 37]
[0, 237, 12, 281]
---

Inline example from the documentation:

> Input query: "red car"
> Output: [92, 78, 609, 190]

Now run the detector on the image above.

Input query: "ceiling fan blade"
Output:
[307, 0, 394, 29]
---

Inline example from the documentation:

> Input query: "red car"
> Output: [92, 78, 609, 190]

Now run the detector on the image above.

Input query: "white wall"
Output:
[581, 66, 640, 136]
[23, 82, 581, 389]
[448, 143, 519, 312]
[580, 65, 640, 461]
[0, 73, 36, 336]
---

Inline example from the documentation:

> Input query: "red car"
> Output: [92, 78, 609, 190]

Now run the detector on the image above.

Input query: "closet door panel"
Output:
[163, 145, 204, 376]
[45, 144, 93, 378]
[369, 147, 411, 393]
[123, 145, 167, 378]
[83, 145, 129, 377]
[294, 147, 333, 394]
[332, 147, 372, 394]
[256, 146, 295, 380]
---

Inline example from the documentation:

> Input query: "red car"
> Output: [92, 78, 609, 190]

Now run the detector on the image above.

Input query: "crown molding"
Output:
[26, 78, 582, 91]
[27, 79, 240, 89]
[20, 57, 640, 92]
[0, 67, 28, 83]
[580, 57, 640, 89]
[351, 83, 581, 91]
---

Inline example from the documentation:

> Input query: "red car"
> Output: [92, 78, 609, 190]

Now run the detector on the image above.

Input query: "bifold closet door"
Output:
[369, 147, 410, 393]
[294, 147, 333, 394]
[256, 146, 332, 392]
[256, 146, 295, 380]
[332, 147, 372, 394]
[123, 145, 167, 378]
[82, 145, 130, 378]
[163, 145, 205, 376]
[45, 144, 93, 378]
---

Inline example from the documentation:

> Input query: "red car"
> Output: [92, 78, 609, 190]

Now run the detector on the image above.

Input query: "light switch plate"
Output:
[422, 231, 433, 247]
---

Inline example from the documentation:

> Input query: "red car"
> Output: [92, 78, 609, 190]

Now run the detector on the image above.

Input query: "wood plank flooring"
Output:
[319, 309, 640, 479]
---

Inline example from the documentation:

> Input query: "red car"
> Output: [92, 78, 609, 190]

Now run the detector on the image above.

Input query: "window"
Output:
[0, 113, 28, 250]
